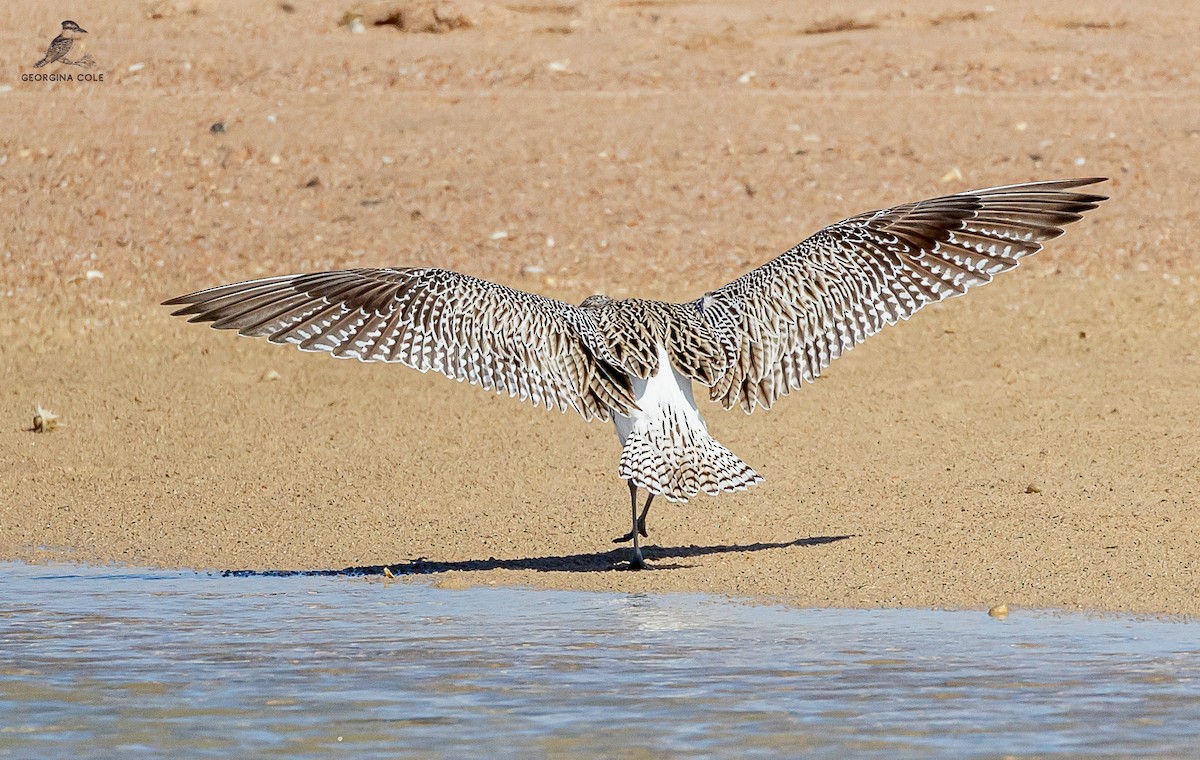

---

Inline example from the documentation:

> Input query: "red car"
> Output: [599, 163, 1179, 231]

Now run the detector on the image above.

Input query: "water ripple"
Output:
[1, 562, 1199, 758]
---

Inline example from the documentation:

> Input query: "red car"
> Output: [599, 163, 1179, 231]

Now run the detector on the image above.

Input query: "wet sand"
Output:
[1, 0, 1198, 614]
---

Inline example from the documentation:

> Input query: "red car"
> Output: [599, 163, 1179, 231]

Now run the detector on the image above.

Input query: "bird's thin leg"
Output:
[612, 483, 656, 549]
[613, 480, 640, 544]
[628, 482, 645, 570]
[636, 493, 654, 538]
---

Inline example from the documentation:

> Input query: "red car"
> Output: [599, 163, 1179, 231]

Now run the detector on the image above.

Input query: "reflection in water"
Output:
[1, 562, 1199, 759]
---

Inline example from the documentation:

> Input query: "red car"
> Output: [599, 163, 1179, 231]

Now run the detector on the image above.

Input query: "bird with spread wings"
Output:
[166, 178, 1107, 568]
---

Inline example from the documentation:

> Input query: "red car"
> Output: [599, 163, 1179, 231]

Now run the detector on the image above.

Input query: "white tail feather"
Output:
[618, 410, 762, 502]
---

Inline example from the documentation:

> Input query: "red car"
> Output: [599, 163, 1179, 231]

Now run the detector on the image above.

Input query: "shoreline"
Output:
[3, 0, 1198, 617]
[4, 273, 1198, 617]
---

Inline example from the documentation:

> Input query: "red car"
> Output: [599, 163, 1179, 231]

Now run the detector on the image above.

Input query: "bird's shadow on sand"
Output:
[224, 535, 853, 577]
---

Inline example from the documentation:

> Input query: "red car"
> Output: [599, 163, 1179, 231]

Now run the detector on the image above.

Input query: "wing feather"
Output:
[164, 267, 634, 420]
[696, 178, 1107, 412]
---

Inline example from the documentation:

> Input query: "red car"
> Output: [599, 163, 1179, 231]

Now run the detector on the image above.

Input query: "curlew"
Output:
[165, 178, 1107, 568]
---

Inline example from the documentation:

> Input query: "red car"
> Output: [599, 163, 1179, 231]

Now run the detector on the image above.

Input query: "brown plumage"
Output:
[697, 178, 1107, 411]
[165, 177, 1107, 568]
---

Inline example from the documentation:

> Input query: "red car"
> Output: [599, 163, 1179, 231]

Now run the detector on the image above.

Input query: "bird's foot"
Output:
[611, 516, 648, 544]
[628, 547, 646, 570]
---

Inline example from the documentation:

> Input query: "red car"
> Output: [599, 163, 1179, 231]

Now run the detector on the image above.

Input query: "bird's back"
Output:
[578, 297, 731, 387]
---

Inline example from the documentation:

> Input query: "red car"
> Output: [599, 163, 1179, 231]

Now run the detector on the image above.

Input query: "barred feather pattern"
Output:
[579, 296, 729, 386]
[164, 178, 1105, 502]
[696, 178, 1107, 412]
[165, 268, 637, 421]
[618, 405, 762, 502]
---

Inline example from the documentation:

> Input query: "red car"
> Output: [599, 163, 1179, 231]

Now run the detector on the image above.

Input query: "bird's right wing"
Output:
[164, 267, 636, 420]
[696, 178, 1108, 412]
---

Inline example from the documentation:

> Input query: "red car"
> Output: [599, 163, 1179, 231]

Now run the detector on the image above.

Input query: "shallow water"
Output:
[1, 563, 1199, 759]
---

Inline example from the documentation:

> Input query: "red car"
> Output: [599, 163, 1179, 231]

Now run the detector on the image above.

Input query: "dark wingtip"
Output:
[163, 287, 217, 307]
[1053, 177, 1107, 190]
[1067, 177, 1109, 202]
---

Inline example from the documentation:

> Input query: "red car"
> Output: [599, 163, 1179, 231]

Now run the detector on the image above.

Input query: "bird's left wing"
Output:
[693, 178, 1108, 412]
[164, 267, 636, 420]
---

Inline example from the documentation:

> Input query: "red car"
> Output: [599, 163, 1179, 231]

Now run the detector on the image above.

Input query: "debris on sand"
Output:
[31, 404, 61, 433]
[988, 604, 1009, 619]
[941, 167, 964, 183]
[343, 2, 474, 33]
[146, 1, 202, 21]
[930, 11, 981, 27]
[68, 270, 105, 285]
[801, 16, 878, 35]
[1055, 19, 1128, 31]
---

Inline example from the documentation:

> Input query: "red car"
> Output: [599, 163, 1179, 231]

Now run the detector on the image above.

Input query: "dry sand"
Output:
[1, 0, 1198, 614]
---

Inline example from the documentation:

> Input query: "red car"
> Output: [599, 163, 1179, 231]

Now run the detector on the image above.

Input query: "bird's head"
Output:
[579, 294, 613, 309]
[61, 20, 87, 35]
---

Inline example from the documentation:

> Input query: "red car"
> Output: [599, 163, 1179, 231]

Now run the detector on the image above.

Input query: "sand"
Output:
[1, 0, 1197, 614]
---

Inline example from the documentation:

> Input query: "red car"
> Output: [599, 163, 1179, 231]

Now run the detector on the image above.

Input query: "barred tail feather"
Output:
[618, 418, 762, 502]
